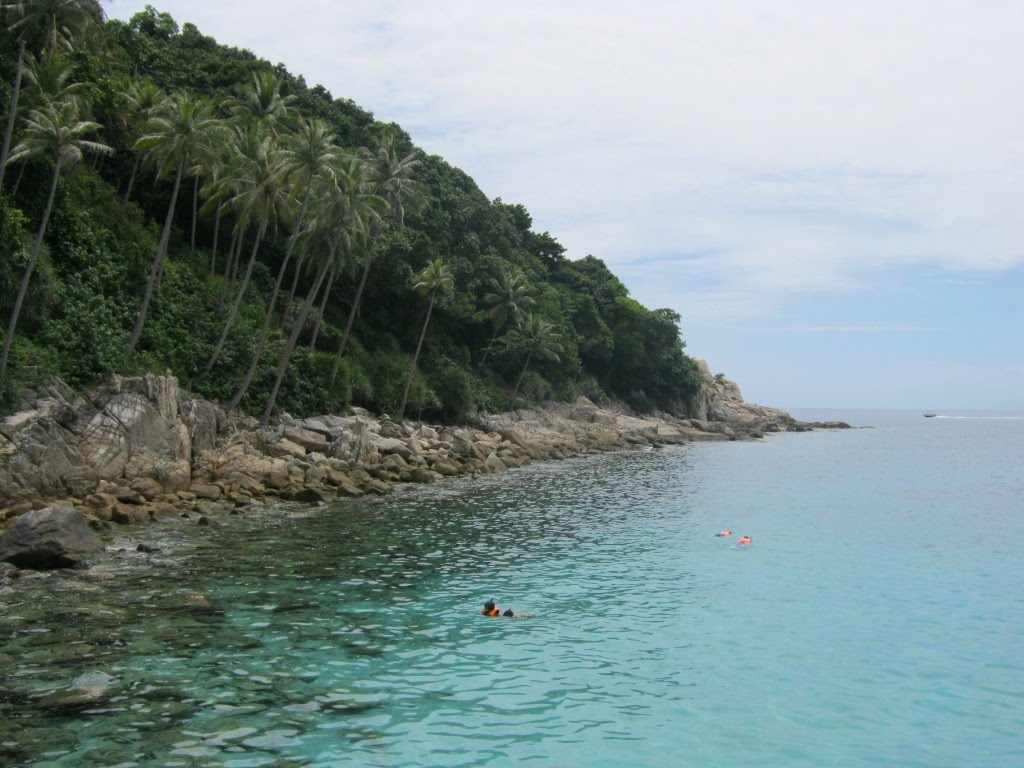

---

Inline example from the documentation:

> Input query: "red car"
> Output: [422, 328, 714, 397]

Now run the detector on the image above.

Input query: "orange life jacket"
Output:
[483, 605, 500, 616]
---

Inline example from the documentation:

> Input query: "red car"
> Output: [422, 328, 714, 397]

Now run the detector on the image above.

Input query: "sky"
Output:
[107, 1, 1024, 410]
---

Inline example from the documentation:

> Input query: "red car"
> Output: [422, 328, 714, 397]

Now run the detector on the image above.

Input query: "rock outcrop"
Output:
[0, 506, 104, 569]
[0, 369, 847, 568]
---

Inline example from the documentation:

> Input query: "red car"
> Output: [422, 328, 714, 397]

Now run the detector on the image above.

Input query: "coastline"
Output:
[0, 369, 849, 572]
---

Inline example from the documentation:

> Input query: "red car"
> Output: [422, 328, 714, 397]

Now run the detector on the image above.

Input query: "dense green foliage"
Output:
[0, 3, 704, 420]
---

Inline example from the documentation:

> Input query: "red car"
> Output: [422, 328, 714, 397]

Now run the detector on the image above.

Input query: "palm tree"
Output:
[480, 266, 535, 365]
[200, 127, 286, 377]
[0, 40, 27, 188]
[0, 100, 111, 381]
[128, 92, 222, 349]
[119, 78, 165, 201]
[396, 259, 454, 420]
[508, 314, 564, 401]
[224, 118, 340, 410]
[228, 69, 293, 134]
[1, 0, 104, 53]
[329, 137, 421, 382]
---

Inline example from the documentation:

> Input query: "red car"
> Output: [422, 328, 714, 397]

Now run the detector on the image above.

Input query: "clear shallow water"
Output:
[1, 410, 1022, 767]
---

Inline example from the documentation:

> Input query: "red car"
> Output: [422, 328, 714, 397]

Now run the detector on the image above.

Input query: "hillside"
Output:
[0, 4, 705, 423]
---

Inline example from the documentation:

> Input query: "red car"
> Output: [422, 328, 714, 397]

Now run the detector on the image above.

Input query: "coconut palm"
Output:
[119, 78, 165, 201]
[0, 100, 111, 381]
[228, 69, 293, 134]
[0, 40, 27, 188]
[396, 259, 455, 420]
[508, 313, 564, 401]
[328, 137, 421, 382]
[224, 118, 340, 410]
[1, 0, 104, 53]
[480, 266, 535, 365]
[128, 92, 223, 349]
[200, 128, 287, 377]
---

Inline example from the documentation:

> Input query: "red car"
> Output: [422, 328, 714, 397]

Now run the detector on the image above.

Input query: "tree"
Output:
[507, 313, 564, 401]
[0, 101, 111, 381]
[330, 133, 422, 381]
[128, 92, 222, 349]
[228, 69, 293, 134]
[119, 78, 165, 201]
[396, 259, 454, 420]
[1, 0, 104, 53]
[225, 117, 341, 411]
[0, 41, 27, 188]
[480, 266, 534, 365]
[199, 125, 286, 376]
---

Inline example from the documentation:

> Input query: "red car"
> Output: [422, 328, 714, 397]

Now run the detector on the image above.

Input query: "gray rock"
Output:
[0, 507, 104, 569]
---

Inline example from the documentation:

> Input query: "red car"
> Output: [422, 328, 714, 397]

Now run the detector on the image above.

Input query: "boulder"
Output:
[0, 507, 104, 569]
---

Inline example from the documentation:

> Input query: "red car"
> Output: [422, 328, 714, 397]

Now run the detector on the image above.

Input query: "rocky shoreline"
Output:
[0, 362, 849, 571]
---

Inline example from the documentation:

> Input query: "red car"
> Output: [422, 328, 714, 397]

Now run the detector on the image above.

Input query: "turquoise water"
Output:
[1, 410, 1022, 767]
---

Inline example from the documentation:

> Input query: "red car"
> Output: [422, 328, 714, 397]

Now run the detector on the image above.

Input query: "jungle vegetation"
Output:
[0, 2, 704, 423]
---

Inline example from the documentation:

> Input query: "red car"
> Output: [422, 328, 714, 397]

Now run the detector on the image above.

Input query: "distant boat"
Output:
[923, 413, 937, 418]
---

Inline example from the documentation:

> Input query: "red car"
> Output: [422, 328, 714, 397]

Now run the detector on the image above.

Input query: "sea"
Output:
[1, 409, 1022, 767]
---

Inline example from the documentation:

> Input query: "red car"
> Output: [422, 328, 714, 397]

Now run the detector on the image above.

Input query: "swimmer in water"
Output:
[481, 600, 520, 618]
[737, 536, 752, 546]
[716, 529, 733, 537]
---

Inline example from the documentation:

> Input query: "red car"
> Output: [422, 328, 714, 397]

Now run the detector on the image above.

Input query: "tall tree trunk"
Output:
[201, 220, 266, 377]
[280, 254, 304, 329]
[331, 252, 373, 382]
[123, 153, 140, 201]
[259, 261, 330, 426]
[479, 325, 501, 366]
[0, 41, 27, 189]
[190, 175, 199, 255]
[0, 157, 62, 381]
[226, 186, 314, 411]
[129, 158, 185, 349]
[396, 289, 437, 420]
[209, 205, 221, 272]
[218, 226, 240, 310]
[11, 159, 27, 197]
[511, 351, 533, 400]
[309, 266, 336, 351]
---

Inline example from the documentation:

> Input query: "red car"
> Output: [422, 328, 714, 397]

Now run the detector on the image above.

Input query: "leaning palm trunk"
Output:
[512, 351, 533, 400]
[280, 253, 304, 329]
[0, 157, 62, 381]
[227, 187, 314, 411]
[396, 288, 437, 421]
[330, 252, 373, 382]
[309, 266, 336, 351]
[201, 220, 267, 376]
[123, 153, 140, 201]
[129, 157, 186, 349]
[218, 226, 240, 310]
[209, 205, 221, 272]
[259, 261, 331, 426]
[190, 175, 199, 255]
[0, 41, 26, 188]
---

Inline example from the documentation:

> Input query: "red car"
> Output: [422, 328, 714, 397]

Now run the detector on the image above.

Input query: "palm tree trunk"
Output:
[226, 186, 314, 411]
[190, 175, 199, 255]
[0, 41, 26, 189]
[218, 226, 240, 310]
[480, 326, 501, 366]
[280, 253, 304, 329]
[396, 289, 437, 420]
[0, 157, 62, 381]
[309, 266, 336, 351]
[11, 160, 27, 197]
[512, 351, 533, 400]
[331, 252, 373, 382]
[259, 261, 331, 426]
[123, 154, 140, 201]
[209, 205, 221, 272]
[201, 220, 266, 377]
[129, 157, 185, 349]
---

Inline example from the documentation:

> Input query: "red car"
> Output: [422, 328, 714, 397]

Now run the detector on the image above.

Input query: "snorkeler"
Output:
[737, 536, 752, 546]
[716, 529, 733, 537]
[481, 600, 516, 617]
